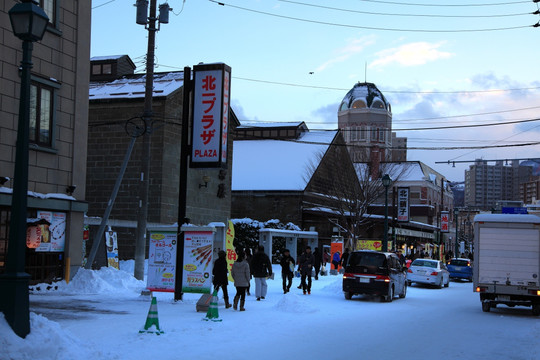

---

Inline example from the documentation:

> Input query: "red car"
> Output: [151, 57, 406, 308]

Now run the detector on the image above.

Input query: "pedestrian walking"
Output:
[244, 247, 253, 295]
[212, 250, 231, 309]
[313, 247, 322, 280]
[298, 246, 314, 294]
[231, 250, 251, 311]
[250, 245, 272, 300]
[280, 248, 295, 293]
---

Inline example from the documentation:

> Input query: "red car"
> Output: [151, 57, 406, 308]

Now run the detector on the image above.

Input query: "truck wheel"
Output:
[532, 304, 540, 316]
[482, 301, 491, 312]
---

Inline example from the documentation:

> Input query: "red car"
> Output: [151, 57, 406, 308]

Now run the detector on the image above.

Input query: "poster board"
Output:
[105, 230, 119, 269]
[36, 211, 66, 252]
[147, 230, 178, 292]
[226, 220, 236, 282]
[182, 230, 214, 294]
[356, 240, 394, 252]
[330, 237, 343, 271]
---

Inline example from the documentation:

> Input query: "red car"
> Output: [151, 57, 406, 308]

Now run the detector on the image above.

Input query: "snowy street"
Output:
[2, 264, 540, 360]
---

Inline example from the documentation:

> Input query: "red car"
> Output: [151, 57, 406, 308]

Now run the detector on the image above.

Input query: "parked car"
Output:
[407, 259, 450, 288]
[447, 258, 473, 282]
[342, 250, 407, 302]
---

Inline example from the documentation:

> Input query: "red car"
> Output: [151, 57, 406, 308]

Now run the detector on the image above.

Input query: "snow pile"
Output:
[0, 313, 105, 360]
[274, 293, 318, 313]
[62, 267, 145, 295]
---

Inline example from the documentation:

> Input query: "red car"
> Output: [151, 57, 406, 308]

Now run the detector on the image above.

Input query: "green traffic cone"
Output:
[203, 289, 222, 322]
[139, 296, 164, 334]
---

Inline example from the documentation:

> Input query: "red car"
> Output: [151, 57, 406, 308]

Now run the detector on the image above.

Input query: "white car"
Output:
[407, 259, 450, 288]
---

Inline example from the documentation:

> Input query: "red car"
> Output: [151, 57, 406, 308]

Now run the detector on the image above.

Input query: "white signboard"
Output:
[182, 231, 214, 294]
[36, 211, 66, 252]
[147, 230, 177, 292]
[191, 63, 231, 168]
[397, 187, 410, 222]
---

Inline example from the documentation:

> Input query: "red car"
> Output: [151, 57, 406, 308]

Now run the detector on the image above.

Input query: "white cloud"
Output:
[370, 41, 453, 68]
[316, 35, 376, 72]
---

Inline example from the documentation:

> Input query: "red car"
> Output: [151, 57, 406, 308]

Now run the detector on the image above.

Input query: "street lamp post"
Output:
[454, 208, 459, 258]
[382, 174, 392, 252]
[0, 0, 48, 338]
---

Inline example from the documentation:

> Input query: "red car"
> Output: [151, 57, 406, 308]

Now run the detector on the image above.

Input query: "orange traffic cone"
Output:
[203, 289, 222, 322]
[139, 296, 164, 334]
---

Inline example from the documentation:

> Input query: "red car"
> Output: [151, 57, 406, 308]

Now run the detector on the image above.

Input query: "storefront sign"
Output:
[182, 231, 214, 294]
[147, 230, 178, 292]
[191, 63, 231, 168]
[440, 211, 449, 233]
[397, 187, 410, 222]
[356, 240, 393, 251]
[36, 211, 66, 252]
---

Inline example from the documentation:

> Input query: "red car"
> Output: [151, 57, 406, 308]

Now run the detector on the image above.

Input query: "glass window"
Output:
[102, 64, 112, 74]
[371, 127, 377, 141]
[40, 0, 55, 24]
[92, 64, 101, 75]
[29, 82, 53, 147]
[352, 99, 367, 109]
[339, 102, 348, 111]
[372, 100, 385, 109]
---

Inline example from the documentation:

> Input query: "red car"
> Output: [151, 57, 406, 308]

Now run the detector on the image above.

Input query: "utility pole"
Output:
[134, 0, 169, 280]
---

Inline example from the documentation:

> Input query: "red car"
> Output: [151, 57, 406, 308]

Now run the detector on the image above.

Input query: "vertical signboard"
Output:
[182, 231, 214, 294]
[397, 187, 410, 222]
[226, 220, 236, 282]
[440, 211, 449, 233]
[147, 230, 178, 292]
[191, 63, 231, 168]
[105, 230, 119, 269]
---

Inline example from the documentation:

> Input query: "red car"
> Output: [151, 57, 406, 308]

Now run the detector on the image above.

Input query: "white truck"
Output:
[473, 213, 540, 315]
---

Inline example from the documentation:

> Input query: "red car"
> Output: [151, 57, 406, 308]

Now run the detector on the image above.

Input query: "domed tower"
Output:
[338, 82, 392, 164]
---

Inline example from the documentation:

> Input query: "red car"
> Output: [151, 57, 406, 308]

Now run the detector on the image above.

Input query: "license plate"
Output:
[498, 295, 511, 301]
[359, 277, 370, 283]
[417, 270, 426, 274]
[454, 266, 462, 271]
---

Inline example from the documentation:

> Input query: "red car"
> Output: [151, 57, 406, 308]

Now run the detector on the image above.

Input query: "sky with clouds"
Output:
[91, 0, 540, 182]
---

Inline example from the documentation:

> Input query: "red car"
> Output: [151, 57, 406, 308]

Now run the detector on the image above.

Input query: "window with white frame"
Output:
[29, 82, 54, 147]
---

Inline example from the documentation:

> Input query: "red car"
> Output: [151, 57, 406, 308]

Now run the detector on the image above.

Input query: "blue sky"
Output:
[91, 0, 540, 181]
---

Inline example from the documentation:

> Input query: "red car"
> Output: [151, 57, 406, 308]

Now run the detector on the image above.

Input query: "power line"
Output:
[92, 0, 117, 10]
[210, 0, 535, 32]
[355, 0, 532, 6]
[279, 0, 534, 18]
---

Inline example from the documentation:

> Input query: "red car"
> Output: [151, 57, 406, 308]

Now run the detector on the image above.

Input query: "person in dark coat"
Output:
[297, 246, 315, 294]
[332, 251, 341, 270]
[313, 247, 322, 280]
[341, 248, 350, 268]
[244, 247, 253, 295]
[250, 245, 272, 300]
[212, 250, 231, 308]
[280, 248, 295, 293]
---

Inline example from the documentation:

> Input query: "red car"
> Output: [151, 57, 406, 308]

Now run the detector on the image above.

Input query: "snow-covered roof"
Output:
[339, 82, 391, 112]
[232, 131, 338, 191]
[237, 122, 306, 129]
[474, 213, 540, 224]
[90, 55, 124, 61]
[89, 72, 184, 100]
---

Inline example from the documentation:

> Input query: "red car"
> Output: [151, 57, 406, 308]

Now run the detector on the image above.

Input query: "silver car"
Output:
[407, 259, 450, 288]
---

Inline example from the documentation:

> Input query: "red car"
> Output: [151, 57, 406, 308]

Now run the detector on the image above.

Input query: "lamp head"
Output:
[381, 174, 392, 187]
[9, 0, 49, 42]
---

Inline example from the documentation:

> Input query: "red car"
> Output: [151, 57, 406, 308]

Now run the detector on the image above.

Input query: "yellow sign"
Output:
[226, 220, 236, 282]
[356, 240, 393, 251]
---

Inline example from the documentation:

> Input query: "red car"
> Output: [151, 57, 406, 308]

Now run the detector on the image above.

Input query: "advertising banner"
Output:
[191, 63, 231, 168]
[397, 187, 410, 222]
[36, 211, 66, 252]
[356, 240, 394, 251]
[182, 231, 214, 294]
[147, 230, 177, 292]
[226, 220, 236, 282]
[330, 237, 343, 271]
[105, 230, 119, 269]
[440, 211, 449, 233]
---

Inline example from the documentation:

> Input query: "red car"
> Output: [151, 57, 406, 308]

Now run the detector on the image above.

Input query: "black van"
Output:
[342, 250, 407, 302]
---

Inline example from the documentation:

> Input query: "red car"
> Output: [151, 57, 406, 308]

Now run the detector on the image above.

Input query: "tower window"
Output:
[352, 99, 367, 109]
[372, 100, 385, 109]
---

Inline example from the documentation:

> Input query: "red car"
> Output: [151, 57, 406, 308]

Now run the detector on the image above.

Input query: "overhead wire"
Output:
[209, 0, 536, 32]
[354, 0, 532, 6]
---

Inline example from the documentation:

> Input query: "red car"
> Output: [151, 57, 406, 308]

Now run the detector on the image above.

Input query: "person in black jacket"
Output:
[250, 245, 273, 300]
[298, 246, 315, 294]
[212, 250, 231, 308]
[313, 247, 322, 280]
[280, 248, 295, 293]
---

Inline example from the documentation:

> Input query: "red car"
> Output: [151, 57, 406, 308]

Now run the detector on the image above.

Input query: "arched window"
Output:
[372, 100, 385, 109]
[352, 99, 367, 109]
[339, 102, 349, 111]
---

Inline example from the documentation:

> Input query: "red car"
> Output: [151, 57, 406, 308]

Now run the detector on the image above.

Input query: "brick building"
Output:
[0, 1, 91, 283]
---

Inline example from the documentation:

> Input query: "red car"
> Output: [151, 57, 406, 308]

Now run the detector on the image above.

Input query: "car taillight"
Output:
[528, 289, 540, 296]
[467, 262, 471, 267]
[431, 272, 439, 276]
[343, 273, 355, 279]
[475, 287, 486, 293]
[374, 275, 390, 283]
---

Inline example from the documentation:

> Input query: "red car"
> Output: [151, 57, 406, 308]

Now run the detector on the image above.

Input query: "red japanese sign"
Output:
[440, 211, 449, 233]
[191, 63, 231, 168]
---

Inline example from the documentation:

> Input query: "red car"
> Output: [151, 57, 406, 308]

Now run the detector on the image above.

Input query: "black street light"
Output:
[454, 208, 459, 258]
[382, 174, 392, 252]
[0, 0, 48, 338]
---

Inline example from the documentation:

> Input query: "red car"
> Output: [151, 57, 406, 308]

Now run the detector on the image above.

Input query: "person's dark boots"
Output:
[233, 295, 239, 310]
[240, 299, 246, 311]
[225, 296, 232, 309]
